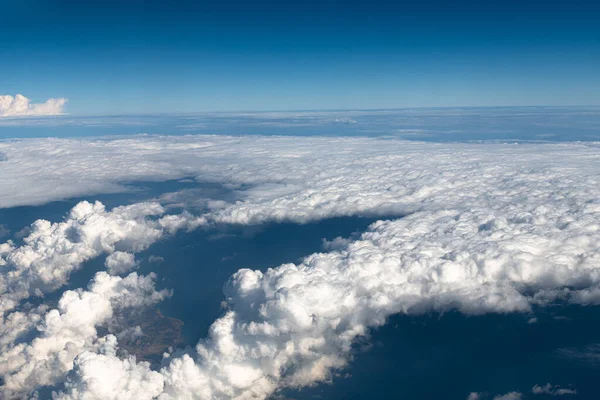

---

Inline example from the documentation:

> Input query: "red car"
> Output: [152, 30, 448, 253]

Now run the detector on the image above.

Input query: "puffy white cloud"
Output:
[105, 252, 137, 275]
[532, 383, 577, 396]
[0, 199, 202, 397]
[0, 272, 169, 397]
[56, 339, 165, 400]
[58, 202, 600, 398]
[2, 135, 600, 398]
[148, 203, 600, 398]
[0, 94, 66, 117]
[0, 200, 202, 315]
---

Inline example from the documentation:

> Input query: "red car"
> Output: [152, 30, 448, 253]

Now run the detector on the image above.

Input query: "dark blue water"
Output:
[284, 307, 597, 399]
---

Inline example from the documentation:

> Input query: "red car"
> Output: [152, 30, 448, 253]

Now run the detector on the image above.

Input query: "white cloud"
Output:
[0, 200, 203, 315]
[105, 251, 138, 275]
[53, 203, 600, 398]
[148, 255, 164, 264]
[532, 383, 577, 396]
[0, 199, 201, 397]
[0, 135, 599, 216]
[494, 393, 523, 400]
[57, 337, 165, 400]
[0, 94, 66, 117]
[0, 271, 169, 397]
[1, 135, 600, 398]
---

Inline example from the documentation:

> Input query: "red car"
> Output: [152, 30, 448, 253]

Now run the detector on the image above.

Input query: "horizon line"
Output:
[2, 104, 600, 120]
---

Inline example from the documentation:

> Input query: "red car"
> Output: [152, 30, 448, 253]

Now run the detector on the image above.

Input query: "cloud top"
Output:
[1, 135, 600, 398]
[0, 94, 66, 117]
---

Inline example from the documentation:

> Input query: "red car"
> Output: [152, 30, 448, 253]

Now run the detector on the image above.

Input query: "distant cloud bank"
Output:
[0, 93, 66, 117]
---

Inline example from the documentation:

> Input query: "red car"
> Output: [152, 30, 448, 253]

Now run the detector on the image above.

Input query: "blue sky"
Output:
[1, 0, 599, 115]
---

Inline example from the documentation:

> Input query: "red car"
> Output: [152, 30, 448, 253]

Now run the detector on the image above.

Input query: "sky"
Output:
[1, 0, 600, 115]
[3, 3, 600, 399]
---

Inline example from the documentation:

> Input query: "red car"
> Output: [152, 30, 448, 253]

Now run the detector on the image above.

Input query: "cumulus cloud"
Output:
[532, 383, 577, 396]
[55, 205, 600, 398]
[105, 251, 138, 275]
[56, 336, 165, 400]
[0, 199, 202, 397]
[0, 200, 197, 315]
[1, 135, 600, 398]
[0, 271, 169, 397]
[0, 94, 67, 117]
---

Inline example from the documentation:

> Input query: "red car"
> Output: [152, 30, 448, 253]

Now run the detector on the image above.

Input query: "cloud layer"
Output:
[1, 135, 599, 213]
[0, 135, 599, 398]
[0, 94, 67, 117]
[55, 203, 600, 399]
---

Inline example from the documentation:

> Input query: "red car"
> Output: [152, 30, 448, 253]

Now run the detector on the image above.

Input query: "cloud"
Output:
[0, 200, 203, 315]
[1, 135, 599, 216]
[56, 336, 165, 400]
[148, 255, 164, 264]
[105, 251, 138, 275]
[0, 199, 202, 397]
[0, 94, 67, 117]
[55, 203, 600, 398]
[469, 391, 525, 400]
[494, 393, 523, 400]
[2, 135, 600, 397]
[0, 271, 169, 397]
[532, 383, 577, 396]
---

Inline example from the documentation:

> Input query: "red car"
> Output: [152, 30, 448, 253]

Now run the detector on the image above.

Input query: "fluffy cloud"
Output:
[0, 199, 202, 397]
[155, 205, 598, 398]
[105, 251, 138, 275]
[532, 383, 577, 396]
[0, 200, 198, 315]
[2, 135, 600, 398]
[57, 205, 600, 398]
[0, 94, 66, 117]
[0, 271, 169, 397]
[57, 337, 165, 400]
[0, 135, 597, 223]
